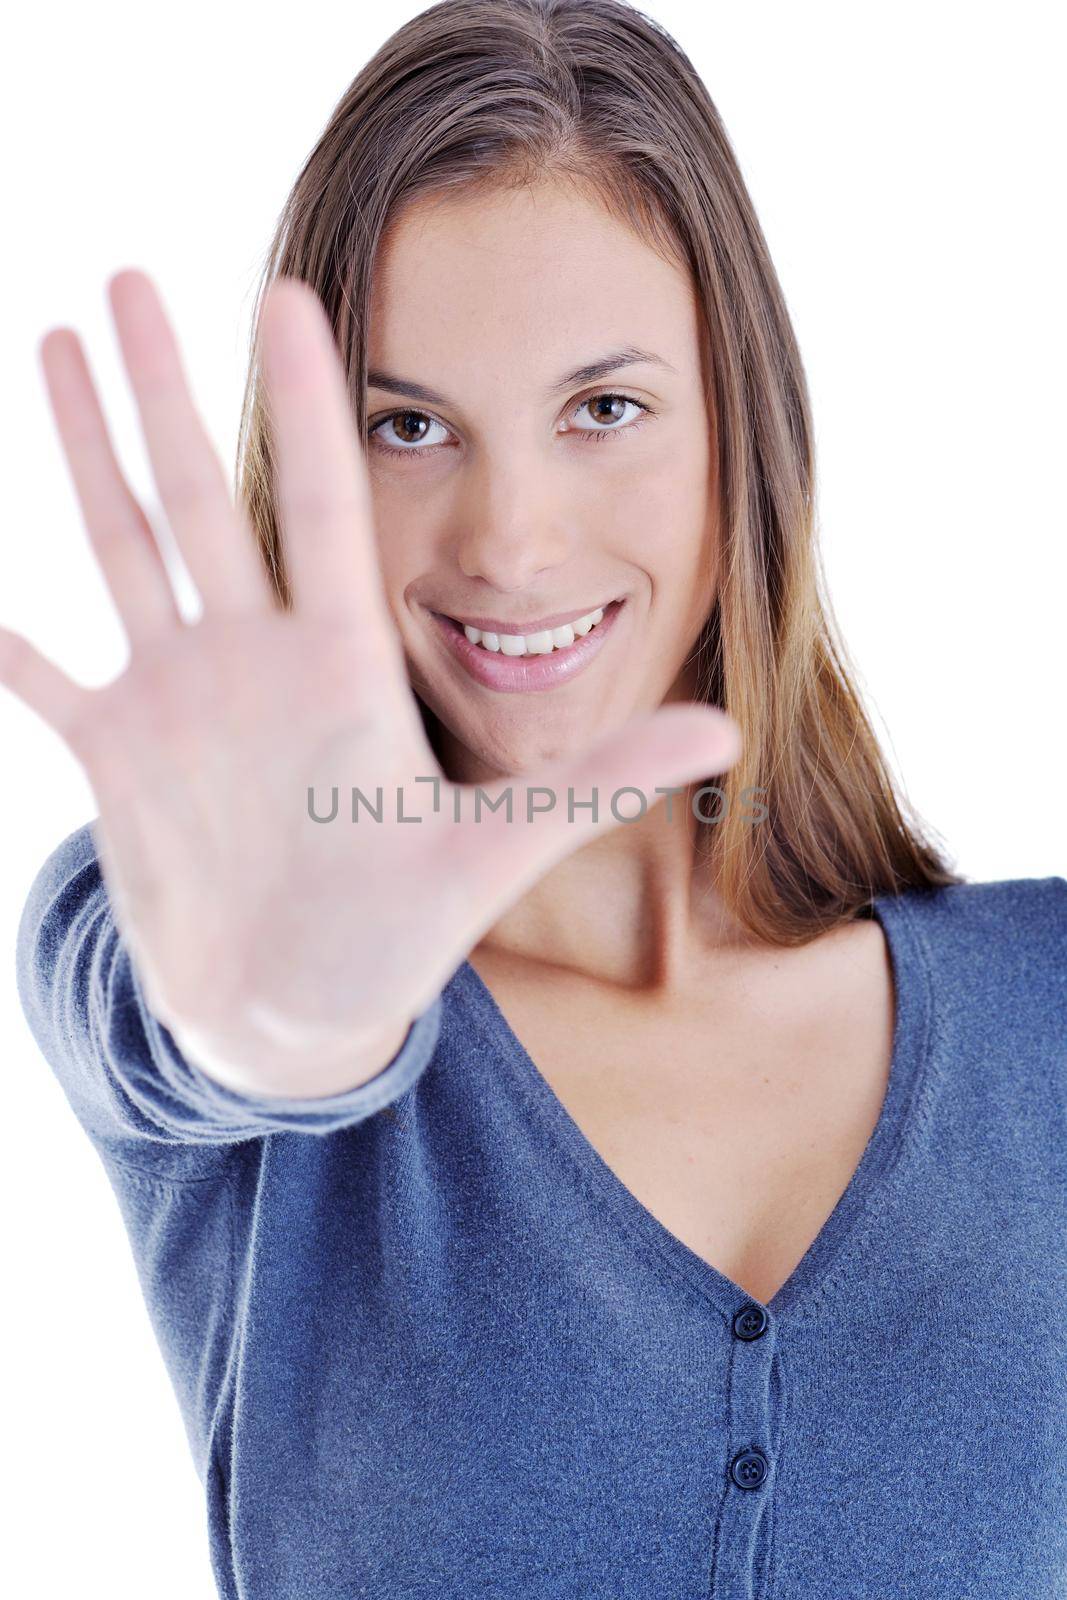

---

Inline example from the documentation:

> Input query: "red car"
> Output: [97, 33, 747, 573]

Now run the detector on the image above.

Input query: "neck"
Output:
[467, 781, 751, 995]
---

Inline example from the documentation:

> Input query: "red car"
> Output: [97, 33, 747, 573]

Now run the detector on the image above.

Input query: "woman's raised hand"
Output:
[0, 270, 742, 1097]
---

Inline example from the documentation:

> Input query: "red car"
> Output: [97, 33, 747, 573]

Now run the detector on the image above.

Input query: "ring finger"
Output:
[39, 327, 181, 648]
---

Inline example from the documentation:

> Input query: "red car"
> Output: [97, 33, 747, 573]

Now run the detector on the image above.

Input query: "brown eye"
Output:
[368, 410, 451, 458]
[567, 392, 654, 440]
[392, 412, 432, 445]
[589, 396, 628, 425]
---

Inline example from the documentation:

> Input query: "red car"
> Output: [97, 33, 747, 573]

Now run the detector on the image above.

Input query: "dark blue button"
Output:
[730, 1448, 770, 1490]
[732, 1303, 768, 1341]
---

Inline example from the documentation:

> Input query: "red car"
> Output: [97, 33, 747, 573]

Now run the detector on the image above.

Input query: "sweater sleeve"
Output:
[14, 820, 443, 1175]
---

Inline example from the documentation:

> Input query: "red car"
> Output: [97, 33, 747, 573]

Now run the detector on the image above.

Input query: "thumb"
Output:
[474, 703, 743, 900]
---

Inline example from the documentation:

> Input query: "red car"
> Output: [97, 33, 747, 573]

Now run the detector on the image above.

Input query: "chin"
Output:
[440, 721, 581, 788]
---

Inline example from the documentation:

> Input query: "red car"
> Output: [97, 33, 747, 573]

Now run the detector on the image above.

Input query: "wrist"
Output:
[168, 1008, 415, 1101]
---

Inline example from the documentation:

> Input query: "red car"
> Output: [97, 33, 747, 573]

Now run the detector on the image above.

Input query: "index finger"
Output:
[259, 278, 396, 647]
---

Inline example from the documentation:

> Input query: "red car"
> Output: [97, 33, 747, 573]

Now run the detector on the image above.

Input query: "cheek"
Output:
[368, 486, 435, 597]
[606, 455, 715, 572]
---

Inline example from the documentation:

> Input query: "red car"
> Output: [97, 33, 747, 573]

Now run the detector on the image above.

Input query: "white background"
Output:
[1, 1, 1063, 1592]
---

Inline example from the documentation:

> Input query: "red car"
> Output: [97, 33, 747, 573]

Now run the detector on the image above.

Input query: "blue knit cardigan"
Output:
[14, 820, 1067, 1598]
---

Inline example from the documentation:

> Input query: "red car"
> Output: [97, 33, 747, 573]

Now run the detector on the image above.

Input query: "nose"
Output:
[453, 451, 573, 592]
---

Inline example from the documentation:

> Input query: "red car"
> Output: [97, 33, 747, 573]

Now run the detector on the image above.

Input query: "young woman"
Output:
[9, 0, 1065, 1595]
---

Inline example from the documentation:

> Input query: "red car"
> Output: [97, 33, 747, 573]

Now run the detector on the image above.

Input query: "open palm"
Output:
[0, 270, 742, 1097]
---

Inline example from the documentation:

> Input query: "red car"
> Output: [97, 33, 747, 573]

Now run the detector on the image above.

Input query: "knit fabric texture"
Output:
[14, 820, 1067, 1598]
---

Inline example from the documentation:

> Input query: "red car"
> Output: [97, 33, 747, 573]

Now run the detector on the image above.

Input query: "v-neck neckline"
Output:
[456, 888, 934, 1327]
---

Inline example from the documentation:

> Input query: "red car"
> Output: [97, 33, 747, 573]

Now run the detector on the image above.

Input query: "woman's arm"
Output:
[16, 819, 444, 1177]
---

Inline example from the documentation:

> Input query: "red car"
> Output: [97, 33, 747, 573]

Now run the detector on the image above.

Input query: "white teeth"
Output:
[461, 605, 607, 656]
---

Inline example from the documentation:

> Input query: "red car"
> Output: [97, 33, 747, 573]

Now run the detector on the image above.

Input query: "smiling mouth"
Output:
[434, 598, 624, 657]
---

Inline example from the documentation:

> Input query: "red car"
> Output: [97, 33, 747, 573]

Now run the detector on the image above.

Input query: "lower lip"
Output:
[429, 599, 626, 693]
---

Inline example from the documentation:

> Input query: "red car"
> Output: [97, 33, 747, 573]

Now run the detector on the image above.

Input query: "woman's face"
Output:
[365, 175, 720, 784]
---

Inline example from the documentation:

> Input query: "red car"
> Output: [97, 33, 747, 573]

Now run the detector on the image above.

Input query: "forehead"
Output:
[367, 177, 700, 384]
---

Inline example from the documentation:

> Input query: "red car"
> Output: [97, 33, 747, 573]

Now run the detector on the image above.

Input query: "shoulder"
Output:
[16, 820, 104, 983]
[880, 872, 1066, 950]
[875, 872, 1066, 1030]
[19, 818, 100, 915]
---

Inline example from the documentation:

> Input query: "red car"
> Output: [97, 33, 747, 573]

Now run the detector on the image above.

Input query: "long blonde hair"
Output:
[235, 0, 963, 943]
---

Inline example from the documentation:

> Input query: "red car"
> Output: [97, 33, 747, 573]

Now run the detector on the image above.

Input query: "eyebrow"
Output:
[365, 346, 677, 407]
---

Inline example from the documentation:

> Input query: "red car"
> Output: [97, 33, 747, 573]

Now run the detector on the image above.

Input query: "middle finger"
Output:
[108, 268, 274, 616]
